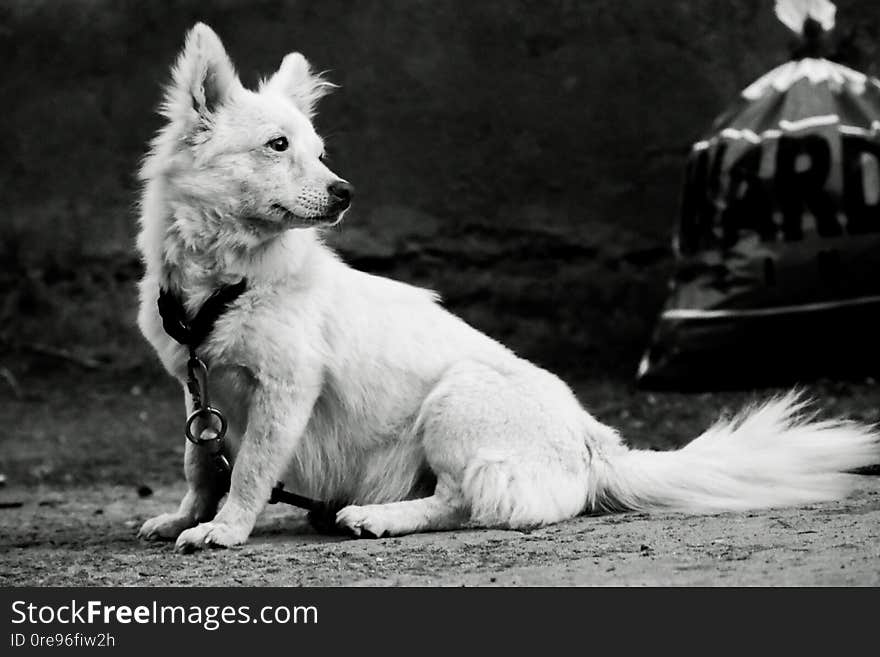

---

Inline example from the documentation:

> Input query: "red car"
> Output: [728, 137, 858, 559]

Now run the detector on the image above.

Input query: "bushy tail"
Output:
[590, 393, 880, 514]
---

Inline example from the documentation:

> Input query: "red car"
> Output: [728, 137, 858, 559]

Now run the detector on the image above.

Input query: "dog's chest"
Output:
[207, 364, 257, 443]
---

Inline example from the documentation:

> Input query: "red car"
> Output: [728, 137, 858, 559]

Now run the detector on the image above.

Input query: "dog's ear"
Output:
[261, 53, 336, 119]
[165, 23, 239, 125]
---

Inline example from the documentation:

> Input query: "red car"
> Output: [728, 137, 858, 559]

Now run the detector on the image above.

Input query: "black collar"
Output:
[157, 279, 248, 352]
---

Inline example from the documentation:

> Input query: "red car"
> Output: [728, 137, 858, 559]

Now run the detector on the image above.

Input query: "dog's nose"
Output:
[328, 181, 354, 210]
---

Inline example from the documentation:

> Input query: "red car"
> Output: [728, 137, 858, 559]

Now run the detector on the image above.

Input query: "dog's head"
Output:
[145, 23, 352, 246]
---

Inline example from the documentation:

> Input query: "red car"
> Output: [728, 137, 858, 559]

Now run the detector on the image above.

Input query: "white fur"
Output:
[588, 393, 879, 514]
[136, 24, 880, 551]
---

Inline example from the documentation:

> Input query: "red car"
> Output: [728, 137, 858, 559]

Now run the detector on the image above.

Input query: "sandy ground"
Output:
[2, 480, 879, 587]
[1, 367, 879, 587]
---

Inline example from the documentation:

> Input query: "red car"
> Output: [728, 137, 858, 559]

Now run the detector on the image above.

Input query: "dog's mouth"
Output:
[270, 204, 341, 227]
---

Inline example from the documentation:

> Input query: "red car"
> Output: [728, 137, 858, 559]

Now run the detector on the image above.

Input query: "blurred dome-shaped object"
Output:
[638, 0, 880, 388]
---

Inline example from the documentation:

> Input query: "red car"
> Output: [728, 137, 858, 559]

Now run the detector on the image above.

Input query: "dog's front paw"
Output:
[138, 512, 196, 542]
[174, 521, 249, 553]
[335, 505, 389, 539]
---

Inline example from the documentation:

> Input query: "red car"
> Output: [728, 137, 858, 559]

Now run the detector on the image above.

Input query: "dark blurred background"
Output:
[3, 0, 880, 382]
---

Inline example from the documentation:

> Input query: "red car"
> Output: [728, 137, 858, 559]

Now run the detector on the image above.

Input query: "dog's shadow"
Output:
[250, 508, 351, 544]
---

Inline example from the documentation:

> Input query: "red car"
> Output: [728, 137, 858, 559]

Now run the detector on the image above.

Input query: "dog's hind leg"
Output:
[336, 361, 592, 537]
[336, 476, 466, 538]
[138, 387, 229, 541]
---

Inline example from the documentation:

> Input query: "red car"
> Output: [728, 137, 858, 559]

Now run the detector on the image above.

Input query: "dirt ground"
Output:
[1, 363, 879, 587]
[1, 480, 879, 586]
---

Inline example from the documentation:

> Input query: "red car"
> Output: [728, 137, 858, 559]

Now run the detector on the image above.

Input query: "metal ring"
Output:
[185, 407, 228, 445]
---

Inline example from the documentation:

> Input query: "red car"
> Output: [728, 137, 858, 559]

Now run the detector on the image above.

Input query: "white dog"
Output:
[136, 24, 879, 552]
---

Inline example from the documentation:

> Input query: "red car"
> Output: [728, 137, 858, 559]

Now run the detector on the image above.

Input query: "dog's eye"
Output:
[267, 137, 289, 152]
[319, 152, 328, 163]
